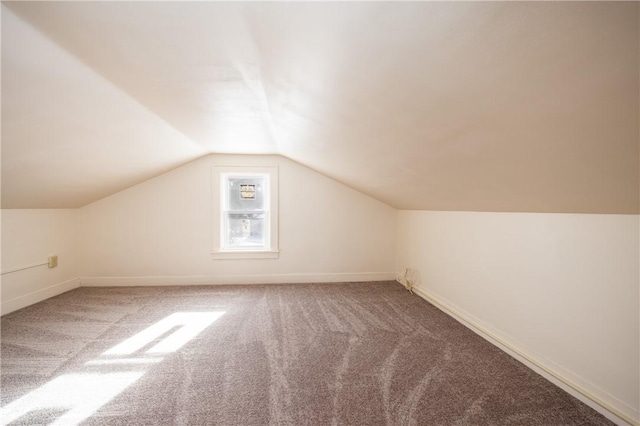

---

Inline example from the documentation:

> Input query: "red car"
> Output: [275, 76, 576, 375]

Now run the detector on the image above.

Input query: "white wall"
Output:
[396, 210, 639, 424]
[79, 154, 397, 284]
[1, 209, 79, 315]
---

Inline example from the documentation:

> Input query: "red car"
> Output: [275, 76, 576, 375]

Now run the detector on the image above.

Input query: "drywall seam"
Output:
[1, 277, 80, 316]
[409, 283, 638, 426]
[80, 272, 396, 287]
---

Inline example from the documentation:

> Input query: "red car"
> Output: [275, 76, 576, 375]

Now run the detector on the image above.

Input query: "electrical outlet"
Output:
[48, 255, 58, 268]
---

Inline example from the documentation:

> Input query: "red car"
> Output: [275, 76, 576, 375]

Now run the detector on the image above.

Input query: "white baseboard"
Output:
[1, 277, 81, 316]
[409, 283, 639, 426]
[80, 272, 396, 287]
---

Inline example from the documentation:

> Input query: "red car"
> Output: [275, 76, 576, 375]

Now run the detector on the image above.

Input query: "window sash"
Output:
[220, 173, 270, 251]
[222, 210, 269, 250]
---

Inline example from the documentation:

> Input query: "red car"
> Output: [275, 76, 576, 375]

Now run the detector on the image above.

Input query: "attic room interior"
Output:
[0, 1, 638, 425]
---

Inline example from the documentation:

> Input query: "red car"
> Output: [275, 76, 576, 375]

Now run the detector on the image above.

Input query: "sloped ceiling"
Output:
[2, 1, 638, 212]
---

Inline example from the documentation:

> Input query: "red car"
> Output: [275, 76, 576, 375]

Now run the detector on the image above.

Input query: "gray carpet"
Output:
[1, 282, 613, 425]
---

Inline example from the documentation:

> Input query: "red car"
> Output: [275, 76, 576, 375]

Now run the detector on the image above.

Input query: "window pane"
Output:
[227, 177, 265, 211]
[226, 212, 266, 247]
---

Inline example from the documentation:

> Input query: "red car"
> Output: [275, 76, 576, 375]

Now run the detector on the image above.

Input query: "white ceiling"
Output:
[2, 2, 638, 212]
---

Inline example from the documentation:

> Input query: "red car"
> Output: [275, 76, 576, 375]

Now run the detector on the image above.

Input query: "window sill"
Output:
[211, 250, 280, 260]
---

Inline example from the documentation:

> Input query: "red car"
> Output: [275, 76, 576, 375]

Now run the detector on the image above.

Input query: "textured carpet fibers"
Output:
[1, 282, 612, 425]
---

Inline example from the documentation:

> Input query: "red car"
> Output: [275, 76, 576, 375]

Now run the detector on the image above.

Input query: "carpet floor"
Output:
[1, 281, 613, 425]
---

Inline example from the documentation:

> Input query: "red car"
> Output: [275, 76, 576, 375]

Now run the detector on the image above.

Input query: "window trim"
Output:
[211, 165, 279, 260]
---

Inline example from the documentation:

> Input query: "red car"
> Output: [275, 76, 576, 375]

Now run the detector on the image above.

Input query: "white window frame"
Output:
[212, 165, 279, 259]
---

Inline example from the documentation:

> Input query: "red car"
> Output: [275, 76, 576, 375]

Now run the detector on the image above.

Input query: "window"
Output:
[222, 174, 268, 249]
[212, 165, 279, 259]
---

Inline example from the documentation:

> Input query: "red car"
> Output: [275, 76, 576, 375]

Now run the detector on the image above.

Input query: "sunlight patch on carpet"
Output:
[103, 312, 225, 355]
[0, 311, 225, 425]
